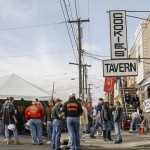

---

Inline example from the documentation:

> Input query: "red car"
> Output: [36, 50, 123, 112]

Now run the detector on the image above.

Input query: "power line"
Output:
[63, 0, 78, 46]
[126, 15, 150, 22]
[88, 0, 90, 18]
[87, 0, 91, 69]
[26, 71, 78, 79]
[77, 0, 80, 18]
[84, 51, 110, 58]
[0, 50, 74, 59]
[60, 0, 78, 63]
[68, 0, 76, 33]
[63, 0, 71, 20]
[126, 14, 150, 53]
[0, 22, 66, 31]
[83, 54, 103, 61]
[74, 0, 79, 19]
[126, 11, 150, 12]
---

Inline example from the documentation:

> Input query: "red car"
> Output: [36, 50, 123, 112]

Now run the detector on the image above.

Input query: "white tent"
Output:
[0, 74, 51, 101]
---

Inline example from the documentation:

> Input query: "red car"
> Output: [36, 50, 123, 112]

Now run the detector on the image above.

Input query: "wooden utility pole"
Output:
[87, 83, 93, 102]
[82, 64, 91, 100]
[85, 65, 88, 95]
[52, 81, 55, 101]
[83, 65, 85, 100]
[69, 62, 91, 98]
[68, 19, 89, 96]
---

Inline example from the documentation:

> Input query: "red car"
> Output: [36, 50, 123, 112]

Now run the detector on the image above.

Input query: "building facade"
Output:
[127, 44, 137, 88]
[135, 17, 150, 129]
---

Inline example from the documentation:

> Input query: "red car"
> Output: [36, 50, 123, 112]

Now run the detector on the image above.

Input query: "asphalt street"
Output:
[0, 132, 150, 150]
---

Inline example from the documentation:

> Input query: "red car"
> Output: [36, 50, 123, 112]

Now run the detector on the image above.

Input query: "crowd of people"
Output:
[0, 93, 143, 150]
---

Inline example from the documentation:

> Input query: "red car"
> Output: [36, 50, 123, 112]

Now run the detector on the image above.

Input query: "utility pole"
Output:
[83, 64, 91, 98]
[82, 65, 85, 100]
[82, 64, 91, 100]
[69, 62, 91, 99]
[87, 83, 93, 102]
[51, 81, 55, 101]
[68, 19, 89, 97]
[85, 66, 88, 95]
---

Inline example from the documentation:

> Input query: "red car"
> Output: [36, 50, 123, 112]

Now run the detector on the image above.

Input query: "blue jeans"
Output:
[5, 124, 19, 141]
[130, 115, 141, 131]
[30, 119, 42, 144]
[67, 117, 80, 150]
[102, 121, 111, 131]
[110, 121, 114, 131]
[52, 119, 62, 149]
[86, 116, 93, 133]
[47, 120, 53, 141]
[91, 115, 101, 135]
[114, 121, 122, 141]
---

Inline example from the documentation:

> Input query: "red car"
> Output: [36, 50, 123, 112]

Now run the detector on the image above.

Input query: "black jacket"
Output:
[62, 97, 83, 117]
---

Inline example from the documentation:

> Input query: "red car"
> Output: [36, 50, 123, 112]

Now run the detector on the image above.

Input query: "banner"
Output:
[104, 77, 116, 93]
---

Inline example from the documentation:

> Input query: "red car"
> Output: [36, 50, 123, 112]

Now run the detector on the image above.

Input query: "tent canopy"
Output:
[0, 74, 51, 101]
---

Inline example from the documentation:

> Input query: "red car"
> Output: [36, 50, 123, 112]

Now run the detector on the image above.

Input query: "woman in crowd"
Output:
[101, 100, 112, 141]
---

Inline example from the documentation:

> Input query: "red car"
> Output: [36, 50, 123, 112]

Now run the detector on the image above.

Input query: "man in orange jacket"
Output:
[25, 99, 44, 145]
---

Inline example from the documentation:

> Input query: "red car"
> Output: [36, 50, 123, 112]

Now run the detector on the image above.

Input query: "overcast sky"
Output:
[0, 0, 150, 102]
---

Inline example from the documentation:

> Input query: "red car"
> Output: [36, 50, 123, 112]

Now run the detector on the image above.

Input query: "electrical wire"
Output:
[68, 0, 77, 39]
[74, 0, 79, 19]
[63, 0, 78, 47]
[0, 22, 66, 31]
[26, 71, 78, 79]
[126, 15, 150, 22]
[0, 50, 73, 59]
[127, 15, 150, 50]
[126, 14, 150, 47]
[83, 54, 103, 61]
[77, 0, 80, 18]
[88, 0, 90, 19]
[84, 51, 110, 58]
[60, 0, 78, 63]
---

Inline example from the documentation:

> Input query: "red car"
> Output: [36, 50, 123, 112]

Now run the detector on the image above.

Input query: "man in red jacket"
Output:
[25, 99, 44, 145]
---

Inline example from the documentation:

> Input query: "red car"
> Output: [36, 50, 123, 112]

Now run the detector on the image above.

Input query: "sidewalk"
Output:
[61, 131, 150, 149]
[0, 131, 150, 150]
